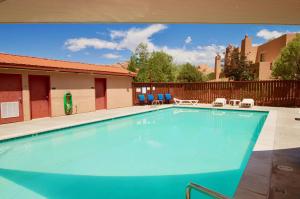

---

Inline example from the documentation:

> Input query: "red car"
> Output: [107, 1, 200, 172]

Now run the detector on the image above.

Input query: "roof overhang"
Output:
[0, 0, 299, 24]
[0, 63, 137, 77]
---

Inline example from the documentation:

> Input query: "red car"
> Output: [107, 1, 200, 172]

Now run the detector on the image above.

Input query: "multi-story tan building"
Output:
[224, 33, 297, 80]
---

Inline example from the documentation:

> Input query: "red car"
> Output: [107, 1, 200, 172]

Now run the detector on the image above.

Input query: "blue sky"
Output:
[0, 24, 299, 66]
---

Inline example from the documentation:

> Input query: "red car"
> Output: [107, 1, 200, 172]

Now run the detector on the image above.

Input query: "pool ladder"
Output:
[186, 182, 229, 199]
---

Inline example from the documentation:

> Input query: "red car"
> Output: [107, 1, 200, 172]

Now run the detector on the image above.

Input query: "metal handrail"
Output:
[186, 182, 229, 199]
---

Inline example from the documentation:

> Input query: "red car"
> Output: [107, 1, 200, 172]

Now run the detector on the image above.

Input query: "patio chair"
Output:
[157, 94, 164, 104]
[138, 94, 145, 105]
[174, 98, 199, 105]
[165, 93, 172, 103]
[147, 94, 154, 104]
[212, 98, 227, 107]
[240, 98, 255, 108]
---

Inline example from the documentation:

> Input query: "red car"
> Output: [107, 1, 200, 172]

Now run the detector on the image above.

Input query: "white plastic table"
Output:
[229, 99, 241, 106]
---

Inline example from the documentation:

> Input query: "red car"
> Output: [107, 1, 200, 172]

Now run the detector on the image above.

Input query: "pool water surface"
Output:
[0, 107, 268, 199]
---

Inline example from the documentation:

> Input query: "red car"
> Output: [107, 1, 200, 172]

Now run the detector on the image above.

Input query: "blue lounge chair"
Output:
[147, 94, 154, 104]
[165, 93, 172, 103]
[138, 94, 145, 105]
[157, 94, 164, 104]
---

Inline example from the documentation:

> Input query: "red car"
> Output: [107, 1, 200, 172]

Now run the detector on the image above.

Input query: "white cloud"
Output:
[256, 29, 300, 41]
[256, 29, 284, 40]
[110, 30, 127, 39]
[102, 53, 121, 59]
[252, 43, 262, 47]
[185, 36, 192, 44]
[116, 24, 167, 51]
[158, 44, 225, 66]
[65, 24, 167, 52]
[64, 38, 118, 52]
[65, 24, 225, 66]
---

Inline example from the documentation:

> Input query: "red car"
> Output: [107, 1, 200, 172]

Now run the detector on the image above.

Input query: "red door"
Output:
[95, 78, 107, 110]
[0, 73, 23, 124]
[29, 75, 50, 119]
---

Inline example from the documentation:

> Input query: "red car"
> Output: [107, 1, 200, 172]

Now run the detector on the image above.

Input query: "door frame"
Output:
[28, 75, 51, 119]
[95, 78, 107, 110]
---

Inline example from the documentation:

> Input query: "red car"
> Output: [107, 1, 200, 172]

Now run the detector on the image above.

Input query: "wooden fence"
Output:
[132, 80, 300, 107]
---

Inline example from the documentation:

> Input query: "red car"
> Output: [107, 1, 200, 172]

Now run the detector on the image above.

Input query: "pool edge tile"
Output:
[234, 109, 276, 199]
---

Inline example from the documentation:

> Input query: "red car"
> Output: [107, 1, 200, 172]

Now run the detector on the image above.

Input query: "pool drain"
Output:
[277, 165, 294, 172]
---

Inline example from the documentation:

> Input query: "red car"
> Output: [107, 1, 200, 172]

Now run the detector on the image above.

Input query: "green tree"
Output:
[135, 43, 149, 68]
[224, 48, 254, 81]
[128, 43, 176, 82]
[127, 55, 138, 72]
[128, 43, 150, 82]
[173, 64, 182, 81]
[177, 63, 204, 82]
[206, 72, 216, 81]
[147, 51, 175, 82]
[272, 34, 300, 80]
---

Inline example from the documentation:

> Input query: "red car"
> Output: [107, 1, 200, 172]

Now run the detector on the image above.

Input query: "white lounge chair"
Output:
[174, 98, 198, 105]
[240, 98, 255, 108]
[212, 98, 226, 107]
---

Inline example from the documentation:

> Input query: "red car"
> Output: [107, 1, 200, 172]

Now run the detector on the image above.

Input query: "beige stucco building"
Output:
[0, 53, 134, 125]
[225, 33, 297, 80]
[197, 64, 214, 75]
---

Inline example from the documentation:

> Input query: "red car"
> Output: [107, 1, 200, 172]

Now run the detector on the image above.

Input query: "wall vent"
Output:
[0, 102, 19, 118]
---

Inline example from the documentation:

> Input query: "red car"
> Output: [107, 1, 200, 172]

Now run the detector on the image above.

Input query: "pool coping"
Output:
[0, 105, 173, 142]
[175, 104, 275, 199]
[235, 110, 275, 199]
[0, 104, 275, 199]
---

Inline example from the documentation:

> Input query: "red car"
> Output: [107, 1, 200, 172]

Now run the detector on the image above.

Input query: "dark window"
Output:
[270, 62, 273, 70]
[260, 53, 265, 62]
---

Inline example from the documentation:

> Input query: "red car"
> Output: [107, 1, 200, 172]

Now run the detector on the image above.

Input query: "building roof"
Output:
[0, 53, 136, 77]
[256, 33, 296, 48]
[118, 62, 130, 69]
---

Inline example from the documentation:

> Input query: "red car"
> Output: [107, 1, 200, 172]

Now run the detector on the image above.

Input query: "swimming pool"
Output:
[0, 107, 268, 199]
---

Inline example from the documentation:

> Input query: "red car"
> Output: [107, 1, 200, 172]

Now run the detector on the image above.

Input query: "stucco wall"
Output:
[51, 73, 132, 116]
[0, 68, 133, 121]
[258, 62, 272, 80]
[21, 73, 31, 121]
[241, 36, 257, 63]
[106, 75, 132, 109]
[50, 73, 96, 116]
[255, 34, 296, 63]
[246, 34, 297, 80]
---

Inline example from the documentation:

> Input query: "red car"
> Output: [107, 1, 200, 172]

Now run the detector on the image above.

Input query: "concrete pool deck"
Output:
[0, 104, 299, 199]
[0, 105, 172, 141]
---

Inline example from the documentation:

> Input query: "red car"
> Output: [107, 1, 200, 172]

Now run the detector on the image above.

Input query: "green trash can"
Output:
[64, 92, 73, 115]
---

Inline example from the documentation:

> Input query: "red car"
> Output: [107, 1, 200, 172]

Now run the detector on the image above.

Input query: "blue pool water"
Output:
[0, 107, 267, 199]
